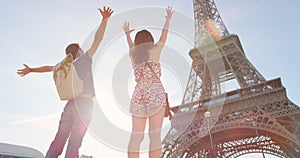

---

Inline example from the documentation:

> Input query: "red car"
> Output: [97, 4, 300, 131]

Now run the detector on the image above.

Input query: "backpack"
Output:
[53, 54, 87, 100]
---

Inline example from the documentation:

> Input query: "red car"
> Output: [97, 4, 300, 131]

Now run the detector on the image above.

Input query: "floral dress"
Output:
[130, 60, 166, 113]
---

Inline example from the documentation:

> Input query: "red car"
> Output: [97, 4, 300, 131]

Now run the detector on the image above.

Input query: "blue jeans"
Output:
[45, 97, 94, 158]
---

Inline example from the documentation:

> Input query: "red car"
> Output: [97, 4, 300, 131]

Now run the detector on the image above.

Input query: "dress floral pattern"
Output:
[130, 60, 166, 113]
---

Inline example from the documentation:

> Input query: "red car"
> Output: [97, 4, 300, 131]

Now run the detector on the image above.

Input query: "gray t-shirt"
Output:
[74, 52, 95, 96]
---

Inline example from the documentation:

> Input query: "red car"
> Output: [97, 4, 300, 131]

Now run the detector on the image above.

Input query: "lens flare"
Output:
[204, 19, 222, 41]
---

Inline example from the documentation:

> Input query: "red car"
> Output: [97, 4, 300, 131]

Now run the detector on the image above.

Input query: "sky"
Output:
[1, 0, 299, 157]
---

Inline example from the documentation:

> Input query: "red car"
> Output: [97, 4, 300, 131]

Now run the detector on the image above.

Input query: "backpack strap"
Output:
[82, 72, 91, 85]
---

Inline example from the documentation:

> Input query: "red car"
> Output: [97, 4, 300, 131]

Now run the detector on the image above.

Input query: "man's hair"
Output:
[65, 43, 79, 60]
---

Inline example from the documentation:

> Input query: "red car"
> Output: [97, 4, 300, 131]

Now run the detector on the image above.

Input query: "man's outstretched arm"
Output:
[17, 64, 53, 77]
[88, 6, 113, 58]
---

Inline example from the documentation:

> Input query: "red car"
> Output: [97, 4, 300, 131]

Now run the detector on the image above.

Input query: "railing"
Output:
[172, 78, 284, 114]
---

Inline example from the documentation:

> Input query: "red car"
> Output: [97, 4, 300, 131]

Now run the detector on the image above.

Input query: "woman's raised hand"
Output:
[165, 6, 174, 20]
[123, 21, 134, 34]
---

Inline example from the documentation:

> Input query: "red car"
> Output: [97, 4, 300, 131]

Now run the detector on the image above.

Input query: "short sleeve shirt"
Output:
[73, 52, 95, 96]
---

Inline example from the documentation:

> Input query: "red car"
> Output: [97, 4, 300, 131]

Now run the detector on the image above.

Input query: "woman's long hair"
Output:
[132, 30, 154, 65]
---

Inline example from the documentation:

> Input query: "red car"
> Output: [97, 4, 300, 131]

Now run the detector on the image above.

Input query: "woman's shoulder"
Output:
[150, 44, 163, 52]
[149, 44, 163, 60]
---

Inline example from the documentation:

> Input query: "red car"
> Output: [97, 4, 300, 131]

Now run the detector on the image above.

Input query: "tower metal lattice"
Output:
[162, 0, 300, 157]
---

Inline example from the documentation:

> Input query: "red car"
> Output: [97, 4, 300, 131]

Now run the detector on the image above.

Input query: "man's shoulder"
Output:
[75, 52, 92, 63]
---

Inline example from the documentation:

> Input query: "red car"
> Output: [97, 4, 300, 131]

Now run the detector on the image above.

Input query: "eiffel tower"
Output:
[162, 0, 300, 157]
